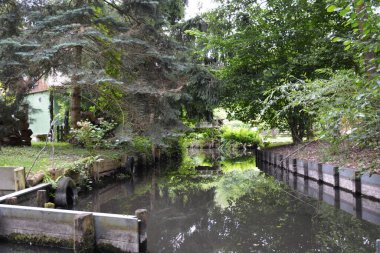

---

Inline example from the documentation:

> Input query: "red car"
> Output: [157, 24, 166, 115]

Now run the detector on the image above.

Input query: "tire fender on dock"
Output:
[54, 177, 78, 208]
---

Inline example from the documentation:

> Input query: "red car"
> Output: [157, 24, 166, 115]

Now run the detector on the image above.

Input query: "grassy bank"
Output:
[0, 142, 123, 173]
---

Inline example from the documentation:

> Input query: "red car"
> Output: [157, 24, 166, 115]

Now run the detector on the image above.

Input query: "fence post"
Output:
[135, 209, 148, 252]
[74, 213, 95, 253]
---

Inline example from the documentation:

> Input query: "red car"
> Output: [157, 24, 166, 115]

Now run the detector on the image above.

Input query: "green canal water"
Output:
[1, 149, 380, 252]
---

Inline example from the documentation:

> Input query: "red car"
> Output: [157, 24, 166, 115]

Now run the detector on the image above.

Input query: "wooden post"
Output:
[333, 166, 339, 188]
[278, 154, 283, 168]
[292, 159, 297, 174]
[14, 167, 26, 191]
[74, 213, 95, 253]
[354, 171, 362, 195]
[36, 190, 48, 208]
[303, 161, 309, 178]
[318, 163, 323, 182]
[135, 209, 148, 252]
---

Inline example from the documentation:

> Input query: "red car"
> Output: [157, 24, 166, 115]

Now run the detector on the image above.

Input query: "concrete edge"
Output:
[258, 150, 380, 201]
[0, 204, 141, 252]
[0, 183, 51, 203]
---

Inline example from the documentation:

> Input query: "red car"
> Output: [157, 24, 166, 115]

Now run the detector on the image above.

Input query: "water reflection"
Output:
[2, 149, 379, 252]
[0, 242, 72, 253]
[74, 149, 380, 253]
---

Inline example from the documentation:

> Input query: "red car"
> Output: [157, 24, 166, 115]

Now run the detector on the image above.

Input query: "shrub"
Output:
[221, 126, 261, 146]
[71, 120, 116, 150]
[131, 136, 152, 155]
[180, 128, 221, 148]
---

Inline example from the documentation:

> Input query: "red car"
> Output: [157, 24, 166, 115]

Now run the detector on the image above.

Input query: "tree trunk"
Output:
[290, 126, 303, 145]
[64, 109, 70, 134]
[70, 85, 81, 129]
[70, 46, 82, 129]
[286, 106, 311, 145]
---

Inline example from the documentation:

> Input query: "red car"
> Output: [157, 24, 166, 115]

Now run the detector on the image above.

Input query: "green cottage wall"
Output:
[26, 91, 51, 135]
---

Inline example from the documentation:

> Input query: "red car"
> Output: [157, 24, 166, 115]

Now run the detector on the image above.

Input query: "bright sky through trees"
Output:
[185, 0, 219, 19]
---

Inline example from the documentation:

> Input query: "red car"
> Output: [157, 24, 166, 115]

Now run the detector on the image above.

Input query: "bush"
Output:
[221, 126, 261, 146]
[131, 136, 152, 155]
[285, 70, 379, 148]
[71, 120, 116, 150]
[180, 128, 221, 148]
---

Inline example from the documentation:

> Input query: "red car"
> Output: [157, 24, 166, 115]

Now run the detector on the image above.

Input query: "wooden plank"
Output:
[14, 167, 26, 191]
[92, 158, 120, 180]
[0, 167, 16, 190]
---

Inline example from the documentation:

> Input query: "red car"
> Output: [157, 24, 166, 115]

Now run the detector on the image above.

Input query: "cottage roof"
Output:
[29, 74, 70, 94]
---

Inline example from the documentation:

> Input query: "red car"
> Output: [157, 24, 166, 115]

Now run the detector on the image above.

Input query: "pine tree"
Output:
[0, 0, 219, 144]
[0, 0, 33, 147]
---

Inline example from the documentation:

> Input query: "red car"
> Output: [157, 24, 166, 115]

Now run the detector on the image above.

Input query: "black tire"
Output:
[54, 177, 78, 208]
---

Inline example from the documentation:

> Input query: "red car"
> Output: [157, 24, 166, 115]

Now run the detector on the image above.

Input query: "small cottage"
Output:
[26, 74, 68, 141]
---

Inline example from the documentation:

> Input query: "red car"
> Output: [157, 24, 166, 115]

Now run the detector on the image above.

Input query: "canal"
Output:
[1, 149, 380, 252]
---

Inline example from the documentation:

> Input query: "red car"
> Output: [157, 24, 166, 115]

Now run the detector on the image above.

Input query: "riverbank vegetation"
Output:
[181, 0, 379, 171]
[0, 142, 121, 173]
[0, 0, 378, 172]
[179, 124, 262, 150]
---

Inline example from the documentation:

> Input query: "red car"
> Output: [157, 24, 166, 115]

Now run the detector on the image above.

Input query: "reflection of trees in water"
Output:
[148, 171, 380, 253]
[75, 155, 380, 253]
[311, 202, 379, 253]
[0, 243, 72, 253]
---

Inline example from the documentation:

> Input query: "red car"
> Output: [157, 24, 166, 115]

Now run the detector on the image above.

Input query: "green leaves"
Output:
[326, 5, 338, 12]
[332, 37, 342, 42]
[355, 0, 364, 7]
[331, 0, 380, 79]
[339, 5, 351, 16]
[196, 0, 355, 142]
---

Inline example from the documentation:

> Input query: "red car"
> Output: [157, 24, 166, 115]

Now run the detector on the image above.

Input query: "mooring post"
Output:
[354, 171, 362, 195]
[14, 167, 26, 191]
[135, 209, 148, 252]
[318, 163, 323, 182]
[303, 161, 309, 178]
[333, 166, 339, 188]
[292, 158, 297, 174]
[36, 190, 48, 207]
[74, 213, 95, 253]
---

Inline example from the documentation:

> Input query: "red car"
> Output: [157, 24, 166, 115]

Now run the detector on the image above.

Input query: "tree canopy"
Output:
[1, 0, 378, 149]
[186, 0, 378, 145]
[0, 0, 221, 144]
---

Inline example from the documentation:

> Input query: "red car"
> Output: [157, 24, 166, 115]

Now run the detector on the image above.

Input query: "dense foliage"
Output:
[180, 125, 261, 153]
[187, 0, 356, 143]
[0, 0, 220, 145]
[1, 0, 378, 155]
[185, 0, 378, 151]
[281, 0, 380, 148]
